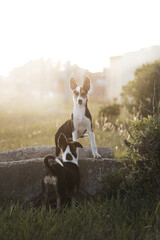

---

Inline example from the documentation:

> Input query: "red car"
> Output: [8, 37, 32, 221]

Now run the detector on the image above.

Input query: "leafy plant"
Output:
[122, 114, 160, 196]
[124, 114, 160, 162]
[98, 103, 121, 123]
[102, 114, 160, 199]
[121, 60, 160, 117]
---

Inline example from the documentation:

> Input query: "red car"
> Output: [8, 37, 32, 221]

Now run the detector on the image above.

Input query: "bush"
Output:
[103, 114, 160, 199]
[122, 114, 160, 196]
[124, 114, 160, 162]
[98, 103, 121, 123]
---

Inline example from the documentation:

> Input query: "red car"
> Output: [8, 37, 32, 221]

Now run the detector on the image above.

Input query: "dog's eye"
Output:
[74, 91, 79, 96]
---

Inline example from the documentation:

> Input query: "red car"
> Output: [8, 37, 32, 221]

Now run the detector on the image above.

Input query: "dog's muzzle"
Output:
[78, 99, 83, 105]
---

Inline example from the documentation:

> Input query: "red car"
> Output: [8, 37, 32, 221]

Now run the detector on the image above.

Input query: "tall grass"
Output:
[0, 195, 160, 240]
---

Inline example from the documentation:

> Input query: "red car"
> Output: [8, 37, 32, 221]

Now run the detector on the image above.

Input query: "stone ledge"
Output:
[0, 146, 114, 162]
[0, 157, 122, 204]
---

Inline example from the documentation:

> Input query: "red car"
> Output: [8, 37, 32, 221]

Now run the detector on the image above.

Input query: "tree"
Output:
[121, 60, 160, 117]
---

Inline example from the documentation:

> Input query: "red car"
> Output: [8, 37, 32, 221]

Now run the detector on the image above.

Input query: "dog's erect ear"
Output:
[83, 76, 90, 92]
[75, 141, 83, 149]
[58, 133, 68, 150]
[70, 77, 77, 90]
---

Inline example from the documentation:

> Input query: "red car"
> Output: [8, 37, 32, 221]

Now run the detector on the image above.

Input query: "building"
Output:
[5, 45, 160, 103]
[7, 60, 107, 101]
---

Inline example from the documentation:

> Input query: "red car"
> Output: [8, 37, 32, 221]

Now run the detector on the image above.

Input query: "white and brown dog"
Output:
[42, 133, 83, 208]
[55, 76, 101, 158]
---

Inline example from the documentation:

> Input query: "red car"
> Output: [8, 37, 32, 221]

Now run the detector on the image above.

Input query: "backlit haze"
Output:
[0, 0, 160, 76]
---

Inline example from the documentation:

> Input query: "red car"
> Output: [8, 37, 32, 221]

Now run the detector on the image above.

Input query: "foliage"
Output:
[102, 169, 125, 199]
[121, 114, 160, 196]
[121, 60, 160, 117]
[124, 114, 160, 162]
[102, 114, 160, 201]
[98, 103, 121, 123]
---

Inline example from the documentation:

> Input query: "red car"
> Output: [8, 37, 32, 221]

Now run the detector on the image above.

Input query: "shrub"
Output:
[124, 114, 160, 162]
[103, 114, 160, 199]
[122, 114, 160, 196]
[98, 103, 121, 123]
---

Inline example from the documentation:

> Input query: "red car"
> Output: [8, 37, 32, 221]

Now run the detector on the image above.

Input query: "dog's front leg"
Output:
[72, 130, 78, 141]
[88, 130, 101, 158]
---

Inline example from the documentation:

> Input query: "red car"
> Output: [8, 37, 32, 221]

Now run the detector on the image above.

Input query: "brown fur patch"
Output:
[83, 76, 90, 92]
[70, 77, 77, 90]
[80, 87, 88, 98]
[73, 90, 79, 100]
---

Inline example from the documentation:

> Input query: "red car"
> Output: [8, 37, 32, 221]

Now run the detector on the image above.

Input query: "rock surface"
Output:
[0, 146, 122, 204]
[0, 146, 114, 162]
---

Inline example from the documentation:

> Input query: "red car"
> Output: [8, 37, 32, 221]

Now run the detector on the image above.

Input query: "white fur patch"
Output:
[62, 145, 78, 165]
[73, 104, 91, 139]
[75, 86, 80, 92]
[55, 157, 63, 166]
[44, 176, 57, 185]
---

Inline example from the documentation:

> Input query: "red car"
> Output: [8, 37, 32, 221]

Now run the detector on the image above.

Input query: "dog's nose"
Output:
[78, 99, 83, 105]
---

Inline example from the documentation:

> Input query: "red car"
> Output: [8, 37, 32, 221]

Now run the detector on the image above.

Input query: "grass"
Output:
[0, 96, 126, 152]
[0, 97, 129, 158]
[0, 97, 72, 151]
[0, 194, 160, 240]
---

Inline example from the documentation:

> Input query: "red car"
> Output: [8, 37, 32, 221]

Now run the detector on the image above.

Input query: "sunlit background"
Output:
[0, 0, 160, 103]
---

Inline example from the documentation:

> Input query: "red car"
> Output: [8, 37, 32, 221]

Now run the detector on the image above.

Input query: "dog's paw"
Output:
[93, 152, 101, 159]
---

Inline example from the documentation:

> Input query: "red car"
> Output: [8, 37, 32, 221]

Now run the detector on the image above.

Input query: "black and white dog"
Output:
[55, 76, 101, 158]
[42, 133, 83, 208]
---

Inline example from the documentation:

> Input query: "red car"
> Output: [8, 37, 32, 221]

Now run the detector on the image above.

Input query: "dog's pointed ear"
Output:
[83, 76, 90, 92]
[70, 77, 77, 90]
[58, 133, 68, 150]
[75, 141, 83, 149]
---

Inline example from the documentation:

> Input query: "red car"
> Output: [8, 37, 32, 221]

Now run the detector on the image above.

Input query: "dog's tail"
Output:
[43, 155, 56, 175]
[44, 154, 63, 175]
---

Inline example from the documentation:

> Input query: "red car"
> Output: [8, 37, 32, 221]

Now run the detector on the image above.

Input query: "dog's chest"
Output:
[73, 107, 90, 136]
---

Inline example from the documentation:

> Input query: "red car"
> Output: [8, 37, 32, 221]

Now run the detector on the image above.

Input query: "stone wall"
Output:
[0, 146, 122, 204]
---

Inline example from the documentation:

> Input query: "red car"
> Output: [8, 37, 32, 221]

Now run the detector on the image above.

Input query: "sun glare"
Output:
[0, 0, 160, 75]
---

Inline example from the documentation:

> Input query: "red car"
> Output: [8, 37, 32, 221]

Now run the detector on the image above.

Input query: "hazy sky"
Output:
[0, 0, 160, 75]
